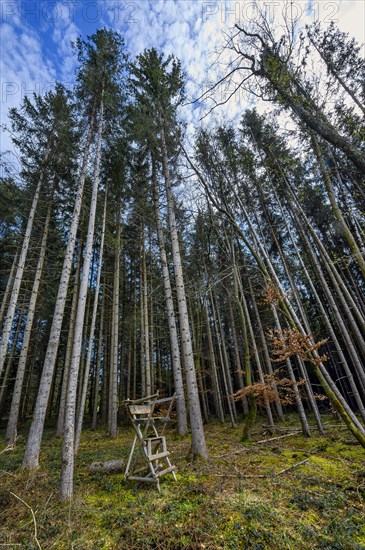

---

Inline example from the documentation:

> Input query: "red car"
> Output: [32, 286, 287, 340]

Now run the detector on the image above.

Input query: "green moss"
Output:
[308, 455, 347, 480]
[1, 418, 364, 549]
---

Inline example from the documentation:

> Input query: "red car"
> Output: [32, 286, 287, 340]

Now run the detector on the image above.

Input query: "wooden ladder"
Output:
[123, 393, 177, 491]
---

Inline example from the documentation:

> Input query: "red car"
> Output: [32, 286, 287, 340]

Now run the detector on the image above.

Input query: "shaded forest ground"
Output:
[1, 414, 364, 549]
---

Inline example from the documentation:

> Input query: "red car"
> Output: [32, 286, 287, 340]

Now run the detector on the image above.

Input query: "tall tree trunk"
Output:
[108, 214, 120, 439]
[232, 263, 257, 441]
[228, 299, 249, 415]
[237, 273, 276, 433]
[191, 302, 210, 424]
[307, 32, 365, 116]
[75, 191, 107, 451]
[55, 242, 82, 438]
[283, 173, 365, 335]
[160, 123, 207, 459]
[152, 167, 187, 435]
[271, 306, 311, 436]
[92, 289, 105, 430]
[297, 223, 365, 410]
[310, 133, 365, 280]
[0, 250, 18, 330]
[0, 146, 50, 378]
[258, 45, 365, 172]
[60, 96, 103, 500]
[205, 303, 225, 423]
[6, 205, 51, 444]
[141, 231, 151, 396]
[210, 289, 237, 426]
[186, 152, 365, 446]
[246, 273, 284, 420]
[139, 258, 145, 396]
[23, 107, 95, 470]
[0, 304, 26, 419]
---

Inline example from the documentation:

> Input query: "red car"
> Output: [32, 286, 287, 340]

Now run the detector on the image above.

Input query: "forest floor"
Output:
[0, 414, 364, 549]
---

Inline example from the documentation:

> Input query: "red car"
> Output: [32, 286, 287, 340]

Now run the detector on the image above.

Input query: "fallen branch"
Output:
[214, 473, 267, 478]
[89, 460, 124, 474]
[11, 492, 41, 550]
[0, 444, 15, 454]
[256, 432, 301, 444]
[275, 459, 309, 476]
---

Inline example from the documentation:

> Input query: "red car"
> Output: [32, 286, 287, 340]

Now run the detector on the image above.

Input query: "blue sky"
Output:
[1, 0, 364, 168]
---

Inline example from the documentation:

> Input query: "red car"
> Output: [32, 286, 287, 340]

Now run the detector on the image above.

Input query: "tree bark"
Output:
[23, 108, 95, 470]
[55, 242, 82, 438]
[0, 146, 50, 378]
[108, 213, 120, 439]
[0, 250, 18, 330]
[310, 133, 365, 280]
[60, 97, 103, 500]
[75, 191, 107, 451]
[6, 205, 51, 444]
[160, 122, 207, 459]
[152, 166, 187, 435]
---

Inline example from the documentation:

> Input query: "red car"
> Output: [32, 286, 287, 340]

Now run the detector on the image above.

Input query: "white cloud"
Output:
[0, 17, 56, 168]
[1, 0, 364, 166]
[51, 2, 81, 82]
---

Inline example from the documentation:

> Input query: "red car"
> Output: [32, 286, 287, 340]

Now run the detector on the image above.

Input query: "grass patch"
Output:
[0, 414, 364, 548]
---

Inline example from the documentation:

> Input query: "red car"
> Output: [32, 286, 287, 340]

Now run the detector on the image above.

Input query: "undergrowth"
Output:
[0, 414, 364, 549]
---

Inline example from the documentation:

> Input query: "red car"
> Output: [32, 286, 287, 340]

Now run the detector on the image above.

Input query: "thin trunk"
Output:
[205, 304, 225, 423]
[284, 196, 365, 404]
[297, 355, 324, 434]
[270, 218, 324, 431]
[192, 304, 210, 424]
[76, 267, 94, 419]
[132, 272, 137, 400]
[232, 263, 257, 441]
[0, 147, 50, 378]
[186, 152, 365, 446]
[108, 215, 120, 439]
[23, 107, 95, 470]
[142, 235, 151, 396]
[161, 123, 207, 459]
[237, 275, 275, 433]
[126, 318, 132, 400]
[210, 289, 237, 426]
[0, 250, 18, 330]
[139, 255, 146, 396]
[149, 244, 155, 394]
[307, 32, 365, 116]
[6, 205, 51, 444]
[228, 299, 249, 415]
[297, 223, 365, 413]
[55, 242, 82, 438]
[247, 273, 284, 420]
[285, 175, 365, 336]
[100, 299, 109, 425]
[271, 306, 311, 437]
[60, 96, 103, 501]
[75, 191, 107, 451]
[152, 167, 187, 435]
[0, 304, 26, 418]
[260, 47, 365, 172]
[92, 289, 105, 430]
[311, 133, 365, 280]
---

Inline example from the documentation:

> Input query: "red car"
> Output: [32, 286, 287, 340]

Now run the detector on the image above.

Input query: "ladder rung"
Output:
[146, 436, 165, 442]
[148, 451, 170, 461]
[127, 475, 158, 483]
[155, 465, 176, 478]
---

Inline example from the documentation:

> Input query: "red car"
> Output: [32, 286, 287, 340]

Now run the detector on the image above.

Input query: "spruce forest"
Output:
[0, 7, 365, 549]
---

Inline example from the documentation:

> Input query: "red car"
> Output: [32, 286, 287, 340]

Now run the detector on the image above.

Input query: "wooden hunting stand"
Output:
[123, 392, 177, 491]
